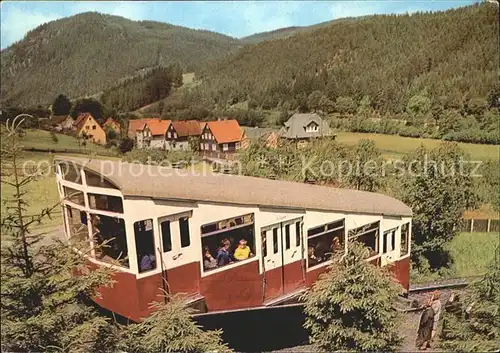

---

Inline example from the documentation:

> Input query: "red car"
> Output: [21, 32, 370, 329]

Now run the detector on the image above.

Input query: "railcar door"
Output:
[157, 211, 199, 294]
[262, 217, 305, 302]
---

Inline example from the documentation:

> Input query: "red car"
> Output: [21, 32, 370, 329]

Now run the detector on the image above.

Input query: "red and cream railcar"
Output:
[54, 156, 412, 322]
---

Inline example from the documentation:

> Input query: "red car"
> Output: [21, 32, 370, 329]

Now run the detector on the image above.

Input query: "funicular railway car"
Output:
[54, 156, 412, 322]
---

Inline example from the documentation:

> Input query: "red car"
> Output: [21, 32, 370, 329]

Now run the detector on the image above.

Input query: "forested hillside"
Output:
[0, 12, 240, 107]
[187, 3, 499, 143]
[199, 3, 497, 112]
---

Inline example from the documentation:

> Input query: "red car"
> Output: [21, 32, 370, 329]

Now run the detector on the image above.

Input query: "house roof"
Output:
[45, 115, 73, 126]
[171, 120, 203, 137]
[206, 119, 244, 144]
[75, 113, 95, 133]
[127, 118, 160, 137]
[54, 156, 413, 218]
[144, 120, 171, 136]
[279, 113, 333, 139]
[104, 118, 120, 131]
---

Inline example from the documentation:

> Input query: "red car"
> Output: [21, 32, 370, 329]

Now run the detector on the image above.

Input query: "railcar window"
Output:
[261, 230, 267, 257]
[160, 220, 172, 253]
[179, 217, 190, 248]
[285, 224, 291, 250]
[200, 213, 255, 272]
[273, 228, 279, 254]
[134, 219, 157, 273]
[307, 219, 345, 269]
[91, 214, 129, 268]
[65, 205, 89, 245]
[401, 223, 410, 256]
[295, 221, 301, 247]
[382, 229, 396, 253]
[348, 221, 380, 257]
[59, 163, 82, 184]
[85, 170, 119, 189]
[64, 186, 85, 206]
[88, 193, 123, 213]
[391, 230, 396, 252]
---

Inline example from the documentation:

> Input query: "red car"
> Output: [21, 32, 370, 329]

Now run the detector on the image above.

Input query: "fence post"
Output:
[470, 219, 474, 233]
[487, 219, 491, 233]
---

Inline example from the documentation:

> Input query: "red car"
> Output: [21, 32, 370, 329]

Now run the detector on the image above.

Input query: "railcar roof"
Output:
[55, 156, 412, 217]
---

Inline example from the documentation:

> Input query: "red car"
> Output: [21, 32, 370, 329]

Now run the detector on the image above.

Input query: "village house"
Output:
[127, 118, 161, 146]
[169, 120, 204, 150]
[103, 118, 121, 135]
[199, 119, 245, 155]
[137, 119, 171, 149]
[75, 113, 106, 145]
[44, 115, 75, 132]
[279, 113, 334, 145]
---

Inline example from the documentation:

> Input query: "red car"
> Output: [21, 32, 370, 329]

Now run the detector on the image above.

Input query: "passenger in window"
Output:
[139, 252, 156, 272]
[216, 239, 233, 267]
[234, 239, 253, 261]
[308, 246, 320, 267]
[331, 236, 343, 254]
[203, 246, 217, 270]
[315, 241, 328, 261]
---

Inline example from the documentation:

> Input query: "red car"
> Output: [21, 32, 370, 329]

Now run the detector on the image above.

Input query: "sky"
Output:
[1, 0, 480, 49]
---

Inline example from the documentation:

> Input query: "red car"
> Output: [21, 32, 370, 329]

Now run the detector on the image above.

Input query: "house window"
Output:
[65, 205, 88, 244]
[88, 193, 123, 213]
[134, 219, 156, 273]
[306, 123, 319, 132]
[204, 143, 209, 150]
[91, 214, 128, 268]
[295, 221, 301, 246]
[174, 132, 177, 138]
[236, 142, 241, 149]
[285, 224, 291, 250]
[179, 217, 190, 248]
[160, 220, 172, 252]
[401, 223, 410, 256]
[86, 126, 89, 130]
[64, 186, 84, 205]
[60, 163, 82, 184]
[200, 213, 255, 272]
[222, 143, 228, 152]
[200, 143, 204, 150]
[348, 221, 380, 258]
[211, 144, 216, 151]
[168, 132, 171, 138]
[307, 219, 345, 268]
[92, 125, 96, 130]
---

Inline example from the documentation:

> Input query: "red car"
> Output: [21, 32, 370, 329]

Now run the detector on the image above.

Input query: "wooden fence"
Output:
[459, 218, 500, 233]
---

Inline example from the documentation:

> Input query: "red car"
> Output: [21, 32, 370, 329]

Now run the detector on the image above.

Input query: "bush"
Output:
[302, 242, 403, 352]
[118, 137, 134, 154]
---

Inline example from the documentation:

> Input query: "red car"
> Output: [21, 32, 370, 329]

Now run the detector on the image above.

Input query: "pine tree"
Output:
[440, 248, 500, 352]
[52, 94, 72, 116]
[302, 242, 403, 352]
[120, 293, 232, 353]
[0, 115, 118, 352]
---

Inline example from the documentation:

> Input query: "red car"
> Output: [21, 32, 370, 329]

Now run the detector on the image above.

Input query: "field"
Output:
[243, 127, 499, 161]
[335, 132, 500, 161]
[17, 129, 110, 154]
[411, 231, 499, 284]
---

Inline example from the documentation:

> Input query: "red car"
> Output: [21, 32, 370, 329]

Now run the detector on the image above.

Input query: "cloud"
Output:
[1, 7, 60, 48]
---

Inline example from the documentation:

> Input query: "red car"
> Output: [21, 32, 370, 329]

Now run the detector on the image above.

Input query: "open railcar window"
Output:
[91, 214, 129, 268]
[383, 228, 397, 253]
[348, 221, 380, 257]
[200, 213, 255, 272]
[59, 163, 82, 184]
[401, 223, 410, 256]
[307, 219, 345, 269]
[64, 186, 85, 206]
[65, 205, 88, 245]
[135, 219, 156, 273]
